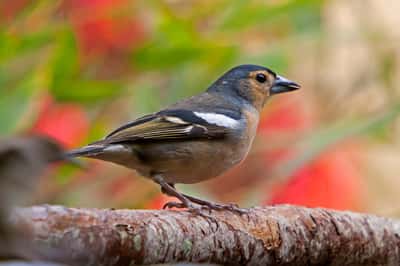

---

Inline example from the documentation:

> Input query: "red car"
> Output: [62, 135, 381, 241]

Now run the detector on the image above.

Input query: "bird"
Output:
[0, 135, 65, 248]
[67, 64, 300, 211]
[0, 135, 66, 207]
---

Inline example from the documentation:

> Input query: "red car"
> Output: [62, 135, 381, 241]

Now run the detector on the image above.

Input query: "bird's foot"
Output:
[182, 194, 247, 215]
[156, 177, 246, 216]
[199, 202, 247, 215]
[162, 196, 247, 215]
[162, 200, 220, 224]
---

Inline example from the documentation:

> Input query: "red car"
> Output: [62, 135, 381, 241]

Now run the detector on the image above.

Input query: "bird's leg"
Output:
[153, 175, 196, 209]
[165, 183, 247, 215]
[156, 180, 222, 225]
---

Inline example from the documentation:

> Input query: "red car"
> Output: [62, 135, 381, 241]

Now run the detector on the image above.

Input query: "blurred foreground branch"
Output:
[10, 205, 400, 265]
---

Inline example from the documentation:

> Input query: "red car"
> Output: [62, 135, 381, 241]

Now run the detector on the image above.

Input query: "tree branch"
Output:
[10, 205, 400, 265]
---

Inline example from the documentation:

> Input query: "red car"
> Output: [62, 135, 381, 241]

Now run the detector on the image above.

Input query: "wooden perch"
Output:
[10, 205, 400, 265]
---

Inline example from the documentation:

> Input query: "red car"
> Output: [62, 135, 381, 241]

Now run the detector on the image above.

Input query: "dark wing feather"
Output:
[98, 110, 229, 144]
[105, 113, 157, 138]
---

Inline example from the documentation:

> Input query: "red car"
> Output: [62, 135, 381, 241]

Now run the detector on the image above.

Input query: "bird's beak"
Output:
[270, 75, 301, 95]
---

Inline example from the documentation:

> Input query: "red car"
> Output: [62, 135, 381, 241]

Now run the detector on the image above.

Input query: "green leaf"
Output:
[0, 76, 36, 134]
[133, 44, 206, 69]
[54, 164, 80, 185]
[219, 0, 322, 32]
[52, 80, 122, 103]
[18, 29, 53, 52]
[0, 30, 19, 62]
[132, 16, 206, 69]
[48, 29, 124, 103]
[132, 83, 162, 114]
[50, 29, 78, 88]
[0, 27, 54, 64]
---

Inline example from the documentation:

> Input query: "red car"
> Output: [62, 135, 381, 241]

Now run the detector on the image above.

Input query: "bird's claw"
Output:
[162, 200, 236, 226]
[162, 201, 199, 210]
[162, 201, 186, 209]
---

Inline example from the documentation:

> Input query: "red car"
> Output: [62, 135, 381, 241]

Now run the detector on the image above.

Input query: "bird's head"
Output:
[208, 64, 300, 110]
[28, 136, 66, 163]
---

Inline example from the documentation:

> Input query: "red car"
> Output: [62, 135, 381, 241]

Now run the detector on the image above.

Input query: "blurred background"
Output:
[1, 0, 400, 217]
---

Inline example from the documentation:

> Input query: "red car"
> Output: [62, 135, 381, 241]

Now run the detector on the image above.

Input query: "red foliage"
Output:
[63, 0, 146, 57]
[259, 96, 364, 210]
[0, 0, 29, 22]
[74, 18, 145, 55]
[31, 96, 89, 148]
[267, 146, 364, 210]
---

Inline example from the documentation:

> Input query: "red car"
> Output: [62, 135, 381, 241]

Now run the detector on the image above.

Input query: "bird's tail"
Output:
[65, 144, 105, 158]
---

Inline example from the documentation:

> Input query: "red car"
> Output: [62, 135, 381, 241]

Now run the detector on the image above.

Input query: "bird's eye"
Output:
[255, 73, 267, 83]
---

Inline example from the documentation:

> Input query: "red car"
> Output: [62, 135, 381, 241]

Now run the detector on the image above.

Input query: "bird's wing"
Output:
[98, 109, 237, 144]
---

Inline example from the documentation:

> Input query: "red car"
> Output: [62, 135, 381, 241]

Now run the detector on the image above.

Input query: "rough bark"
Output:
[9, 205, 400, 266]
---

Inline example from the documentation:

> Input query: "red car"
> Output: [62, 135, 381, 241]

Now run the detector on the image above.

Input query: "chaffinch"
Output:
[0, 136, 65, 204]
[0, 136, 64, 242]
[67, 64, 300, 211]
